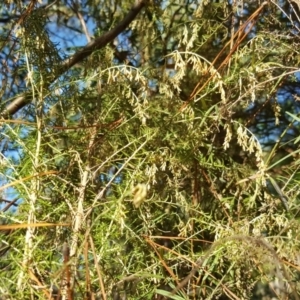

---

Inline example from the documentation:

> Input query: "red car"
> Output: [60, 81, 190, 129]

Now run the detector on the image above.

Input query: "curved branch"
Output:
[1, 0, 145, 118]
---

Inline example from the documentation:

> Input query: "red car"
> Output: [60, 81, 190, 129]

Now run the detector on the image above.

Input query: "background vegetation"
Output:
[0, 0, 300, 299]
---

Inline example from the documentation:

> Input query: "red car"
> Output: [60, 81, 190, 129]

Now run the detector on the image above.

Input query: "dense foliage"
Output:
[0, 0, 300, 299]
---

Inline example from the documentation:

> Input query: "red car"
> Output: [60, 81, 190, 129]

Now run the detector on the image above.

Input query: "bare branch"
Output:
[1, 0, 145, 118]
[60, 0, 145, 71]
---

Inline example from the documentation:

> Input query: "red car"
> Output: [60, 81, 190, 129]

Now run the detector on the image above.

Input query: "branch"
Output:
[1, 0, 145, 118]
[61, 0, 145, 71]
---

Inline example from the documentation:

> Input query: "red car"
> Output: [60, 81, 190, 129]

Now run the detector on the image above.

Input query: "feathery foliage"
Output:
[0, 0, 300, 299]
